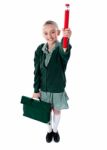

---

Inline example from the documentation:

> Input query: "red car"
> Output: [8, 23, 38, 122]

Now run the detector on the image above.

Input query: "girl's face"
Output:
[43, 24, 60, 46]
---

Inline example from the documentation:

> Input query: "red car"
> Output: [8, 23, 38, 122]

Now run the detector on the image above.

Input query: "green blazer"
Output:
[33, 41, 72, 93]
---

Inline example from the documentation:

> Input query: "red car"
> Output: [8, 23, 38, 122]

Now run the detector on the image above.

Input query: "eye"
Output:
[44, 32, 48, 35]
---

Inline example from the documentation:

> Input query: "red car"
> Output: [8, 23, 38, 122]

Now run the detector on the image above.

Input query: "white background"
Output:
[0, 0, 107, 149]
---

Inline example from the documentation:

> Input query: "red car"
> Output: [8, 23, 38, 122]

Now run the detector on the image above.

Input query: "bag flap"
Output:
[21, 96, 51, 112]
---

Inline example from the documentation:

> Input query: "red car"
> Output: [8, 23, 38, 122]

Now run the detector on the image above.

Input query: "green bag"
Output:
[21, 96, 51, 123]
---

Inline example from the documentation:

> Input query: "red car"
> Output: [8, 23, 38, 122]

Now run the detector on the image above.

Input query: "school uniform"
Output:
[34, 40, 72, 110]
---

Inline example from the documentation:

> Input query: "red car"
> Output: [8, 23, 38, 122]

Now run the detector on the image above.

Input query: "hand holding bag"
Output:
[21, 96, 51, 123]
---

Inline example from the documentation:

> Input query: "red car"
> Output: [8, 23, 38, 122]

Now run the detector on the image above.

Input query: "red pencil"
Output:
[63, 4, 70, 50]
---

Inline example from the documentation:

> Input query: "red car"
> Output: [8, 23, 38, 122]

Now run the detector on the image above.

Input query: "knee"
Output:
[53, 108, 61, 115]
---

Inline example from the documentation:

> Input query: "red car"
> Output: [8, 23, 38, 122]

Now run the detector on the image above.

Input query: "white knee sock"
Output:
[47, 113, 52, 133]
[53, 113, 61, 133]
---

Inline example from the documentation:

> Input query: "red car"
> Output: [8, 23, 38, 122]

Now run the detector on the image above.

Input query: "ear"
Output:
[57, 30, 60, 36]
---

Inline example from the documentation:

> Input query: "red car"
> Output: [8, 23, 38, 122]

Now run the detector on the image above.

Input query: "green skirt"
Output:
[40, 90, 69, 110]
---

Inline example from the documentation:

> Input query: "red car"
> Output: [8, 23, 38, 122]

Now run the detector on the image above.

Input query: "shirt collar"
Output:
[42, 41, 60, 54]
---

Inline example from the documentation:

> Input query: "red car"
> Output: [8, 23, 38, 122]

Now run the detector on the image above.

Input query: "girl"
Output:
[32, 20, 72, 142]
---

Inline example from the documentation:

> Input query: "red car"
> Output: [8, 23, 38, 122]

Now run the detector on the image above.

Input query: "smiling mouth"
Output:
[48, 39, 53, 40]
[48, 40, 54, 42]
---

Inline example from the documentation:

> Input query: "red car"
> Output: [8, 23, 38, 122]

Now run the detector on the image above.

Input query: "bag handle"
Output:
[32, 97, 41, 101]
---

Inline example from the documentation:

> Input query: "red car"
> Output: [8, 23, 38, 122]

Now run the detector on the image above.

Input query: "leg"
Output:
[53, 108, 61, 132]
[52, 108, 61, 142]
[47, 110, 52, 133]
[46, 109, 53, 143]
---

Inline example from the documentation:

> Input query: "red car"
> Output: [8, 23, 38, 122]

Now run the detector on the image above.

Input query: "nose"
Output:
[48, 33, 52, 39]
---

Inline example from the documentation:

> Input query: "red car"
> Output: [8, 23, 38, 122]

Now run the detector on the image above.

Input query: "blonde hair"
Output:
[43, 20, 59, 29]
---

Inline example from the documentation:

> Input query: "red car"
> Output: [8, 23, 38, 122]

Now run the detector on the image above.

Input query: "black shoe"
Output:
[46, 131, 53, 143]
[53, 131, 60, 142]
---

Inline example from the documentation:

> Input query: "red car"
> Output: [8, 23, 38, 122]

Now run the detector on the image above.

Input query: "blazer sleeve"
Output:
[33, 45, 42, 93]
[59, 38, 72, 63]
